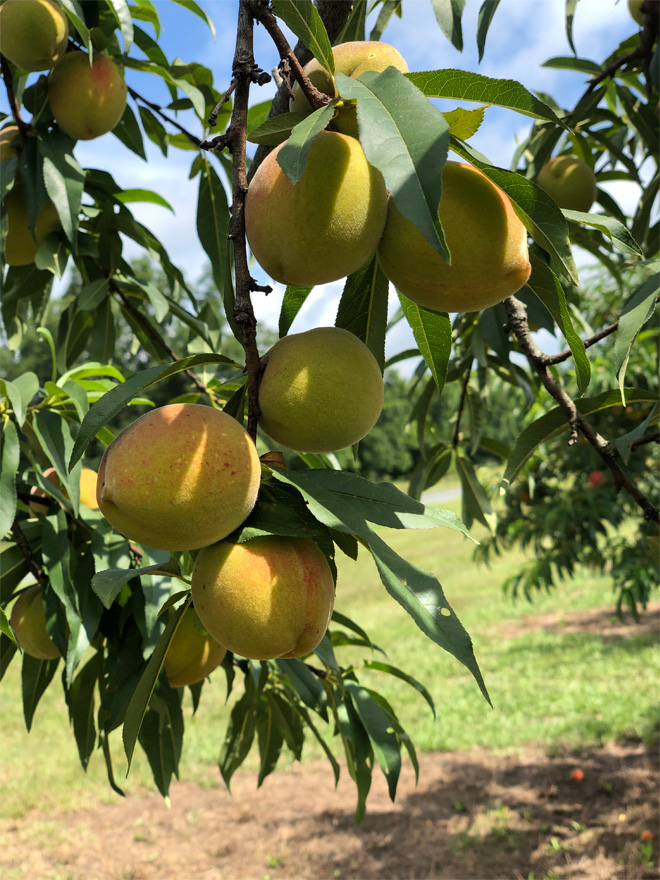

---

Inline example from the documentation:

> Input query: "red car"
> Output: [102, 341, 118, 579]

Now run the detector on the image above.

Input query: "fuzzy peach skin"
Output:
[258, 326, 384, 453]
[48, 52, 127, 141]
[164, 607, 227, 688]
[377, 160, 532, 313]
[0, 125, 20, 161]
[245, 130, 387, 286]
[0, 0, 68, 72]
[3, 184, 61, 266]
[289, 40, 409, 138]
[97, 404, 261, 552]
[536, 155, 597, 213]
[10, 585, 60, 660]
[191, 536, 335, 661]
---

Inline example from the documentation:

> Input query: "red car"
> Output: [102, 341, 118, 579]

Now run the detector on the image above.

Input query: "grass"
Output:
[1, 495, 658, 818]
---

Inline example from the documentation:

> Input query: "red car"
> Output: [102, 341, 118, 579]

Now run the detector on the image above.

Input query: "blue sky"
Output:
[1, 0, 640, 353]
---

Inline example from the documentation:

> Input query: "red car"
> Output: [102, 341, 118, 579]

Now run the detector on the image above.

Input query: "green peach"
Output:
[10, 585, 60, 660]
[377, 160, 532, 313]
[97, 403, 261, 552]
[48, 52, 127, 141]
[164, 607, 227, 688]
[0, 0, 68, 72]
[258, 327, 384, 453]
[289, 40, 409, 138]
[536, 155, 597, 213]
[245, 130, 387, 286]
[0, 125, 20, 161]
[191, 536, 335, 661]
[3, 184, 62, 266]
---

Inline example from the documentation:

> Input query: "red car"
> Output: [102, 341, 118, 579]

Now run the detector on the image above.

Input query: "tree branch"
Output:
[631, 431, 660, 451]
[0, 55, 29, 143]
[11, 521, 47, 587]
[504, 295, 659, 523]
[126, 85, 203, 147]
[452, 361, 472, 447]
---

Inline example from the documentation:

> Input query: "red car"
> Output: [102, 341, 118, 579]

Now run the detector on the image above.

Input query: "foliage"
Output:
[1, 0, 658, 819]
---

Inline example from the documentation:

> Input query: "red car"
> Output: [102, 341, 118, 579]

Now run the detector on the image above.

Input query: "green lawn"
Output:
[1, 496, 658, 819]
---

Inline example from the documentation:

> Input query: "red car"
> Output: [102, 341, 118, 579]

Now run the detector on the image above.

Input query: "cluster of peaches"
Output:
[0, 0, 127, 265]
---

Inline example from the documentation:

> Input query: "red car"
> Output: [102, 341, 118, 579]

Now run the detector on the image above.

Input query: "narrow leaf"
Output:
[248, 111, 310, 146]
[276, 104, 335, 186]
[613, 276, 659, 405]
[0, 420, 19, 539]
[398, 291, 451, 394]
[92, 560, 184, 609]
[477, 0, 501, 62]
[279, 285, 313, 337]
[335, 255, 389, 371]
[272, 0, 335, 76]
[22, 653, 59, 731]
[346, 682, 401, 801]
[430, 0, 465, 52]
[197, 160, 229, 296]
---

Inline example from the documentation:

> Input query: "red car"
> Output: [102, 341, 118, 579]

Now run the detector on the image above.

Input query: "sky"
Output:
[0, 0, 643, 359]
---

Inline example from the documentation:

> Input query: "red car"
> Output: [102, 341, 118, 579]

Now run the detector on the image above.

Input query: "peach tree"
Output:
[0, 0, 658, 818]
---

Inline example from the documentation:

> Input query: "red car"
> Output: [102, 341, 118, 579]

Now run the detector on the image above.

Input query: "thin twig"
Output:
[504, 295, 659, 523]
[630, 431, 660, 451]
[452, 362, 472, 447]
[0, 55, 29, 143]
[11, 521, 47, 587]
[127, 85, 203, 147]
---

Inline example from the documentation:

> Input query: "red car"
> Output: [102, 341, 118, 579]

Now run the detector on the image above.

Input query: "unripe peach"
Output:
[79, 467, 99, 509]
[258, 327, 384, 452]
[0, 125, 20, 161]
[245, 130, 387, 286]
[290, 41, 409, 138]
[191, 536, 335, 660]
[164, 607, 226, 688]
[97, 404, 261, 552]
[3, 184, 61, 266]
[536, 156, 597, 213]
[10, 585, 60, 660]
[0, 0, 68, 72]
[378, 160, 532, 313]
[48, 52, 127, 141]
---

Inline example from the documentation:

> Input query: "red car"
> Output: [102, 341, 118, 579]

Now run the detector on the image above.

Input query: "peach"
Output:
[164, 607, 227, 688]
[0, 0, 68, 72]
[48, 52, 127, 141]
[0, 125, 20, 161]
[377, 160, 532, 313]
[245, 130, 387, 286]
[10, 585, 60, 660]
[97, 404, 261, 552]
[3, 184, 62, 267]
[191, 536, 335, 660]
[258, 327, 384, 452]
[536, 155, 597, 213]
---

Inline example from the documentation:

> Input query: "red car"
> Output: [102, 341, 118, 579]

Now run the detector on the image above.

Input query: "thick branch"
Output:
[504, 295, 659, 523]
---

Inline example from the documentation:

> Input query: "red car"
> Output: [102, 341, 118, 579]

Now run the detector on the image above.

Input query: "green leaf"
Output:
[565, 0, 580, 55]
[40, 138, 85, 250]
[219, 679, 257, 789]
[398, 292, 451, 395]
[0, 372, 39, 426]
[613, 276, 659, 405]
[272, 0, 335, 76]
[22, 653, 59, 732]
[112, 104, 146, 160]
[138, 688, 184, 798]
[247, 111, 311, 146]
[542, 56, 601, 74]
[456, 454, 496, 533]
[116, 189, 174, 212]
[66, 653, 99, 769]
[131, 0, 161, 38]
[77, 279, 109, 311]
[442, 106, 485, 139]
[92, 560, 184, 609]
[337, 68, 450, 260]
[406, 69, 565, 126]
[337, 0, 366, 42]
[138, 105, 168, 156]
[345, 682, 400, 801]
[32, 411, 81, 517]
[122, 598, 190, 770]
[167, 0, 216, 38]
[106, 0, 134, 53]
[362, 660, 436, 718]
[476, 0, 501, 62]
[69, 354, 240, 470]
[257, 703, 284, 787]
[526, 252, 590, 395]
[430, 0, 465, 52]
[279, 285, 313, 337]
[60, 0, 91, 52]
[335, 255, 389, 371]
[564, 210, 643, 257]
[276, 104, 335, 186]
[369, 0, 402, 41]
[277, 658, 326, 712]
[197, 160, 229, 296]
[0, 606, 18, 647]
[501, 387, 660, 487]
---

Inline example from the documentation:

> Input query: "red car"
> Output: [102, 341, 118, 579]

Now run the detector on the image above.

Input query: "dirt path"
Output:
[2, 740, 657, 880]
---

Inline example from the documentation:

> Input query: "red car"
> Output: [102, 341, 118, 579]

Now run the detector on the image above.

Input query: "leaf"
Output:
[122, 599, 189, 770]
[59, 0, 91, 52]
[32, 411, 81, 517]
[476, 0, 501, 62]
[272, 0, 335, 76]
[337, 68, 450, 259]
[456, 454, 496, 532]
[167, 0, 216, 37]
[362, 660, 436, 718]
[345, 682, 401, 801]
[613, 276, 659, 405]
[40, 140, 85, 249]
[66, 654, 99, 769]
[270, 468, 489, 703]
[257, 703, 284, 787]
[0, 372, 38, 426]
[92, 560, 184, 609]
[69, 354, 240, 470]
[197, 160, 229, 296]
[430, 0, 465, 52]
[407, 69, 565, 126]
[526, 252, 590, 395]
[138, 689, 184, 798]
[501, 387, 660, 487]
[116, 189, 174, 212]
[442, 106, 484, 139]
[449, 142, 579, 286]
[218, 680, 257, 789]
[276, 104, 335, 186]
[398, 292, 451, 394]
[563, 210, 643, 257]
[279, 285, 313, 337]
[277, 658, 326, 712]
[336, 696, 372, 823]
[247, 111, 311, 146]
[565, 0, 580, 55]
[112, 104, 146, 160]
[106, 0, 134, 53]
[22, 653, 59, 732]
[369, 0, 402, 41]
[335, 255, 389, 371]
[77, 279, 109, 311]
